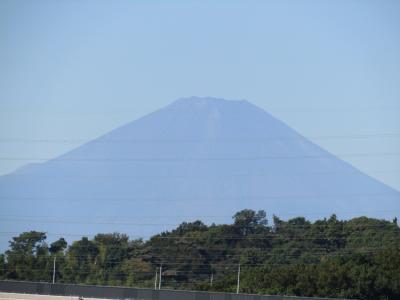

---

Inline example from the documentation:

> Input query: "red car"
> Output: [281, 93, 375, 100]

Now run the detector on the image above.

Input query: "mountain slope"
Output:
[1, 97, 399, 243]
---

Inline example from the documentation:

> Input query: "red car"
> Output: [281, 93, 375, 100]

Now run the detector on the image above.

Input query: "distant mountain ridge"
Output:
[1, 97, 399, 246]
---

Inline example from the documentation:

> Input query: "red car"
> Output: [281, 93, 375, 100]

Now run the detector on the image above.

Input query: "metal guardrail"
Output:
[0, 280, 353, 300]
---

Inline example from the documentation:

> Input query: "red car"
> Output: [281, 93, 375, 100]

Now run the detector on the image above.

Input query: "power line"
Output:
[5, 169, 400, 179]
[1, 152, 399, 162]
[0, 208, 397, 218]
[0, 132, 399, 144]
[0, 216, 399, 227]
[0, 228, 395, 241]
[4, 251, 389, 262]
[3, 248, 391, 261]
[0, 209, 398, 221]
[1, 192, 398, 203]
[2, 232, 396, 242]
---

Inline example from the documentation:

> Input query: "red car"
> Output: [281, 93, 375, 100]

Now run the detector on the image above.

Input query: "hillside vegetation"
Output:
[1, 210, 399, 300]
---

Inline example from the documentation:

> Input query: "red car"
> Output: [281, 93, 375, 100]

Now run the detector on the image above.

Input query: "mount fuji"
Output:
[1, 97, 399, 245]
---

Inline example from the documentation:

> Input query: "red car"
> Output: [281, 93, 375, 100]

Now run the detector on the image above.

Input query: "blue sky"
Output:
[0, 0, 399, 190]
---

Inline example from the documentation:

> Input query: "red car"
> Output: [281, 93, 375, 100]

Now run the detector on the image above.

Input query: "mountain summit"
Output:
[1, 97, 399, 243]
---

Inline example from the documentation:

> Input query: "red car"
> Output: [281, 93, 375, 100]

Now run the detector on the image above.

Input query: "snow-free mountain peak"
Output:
[0, 97, 398, 247]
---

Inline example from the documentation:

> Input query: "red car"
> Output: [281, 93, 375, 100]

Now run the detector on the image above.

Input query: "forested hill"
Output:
[1, 210, 399, 300]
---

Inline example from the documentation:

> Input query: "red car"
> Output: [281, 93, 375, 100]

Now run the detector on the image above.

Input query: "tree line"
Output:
[1, 210, 399, 300]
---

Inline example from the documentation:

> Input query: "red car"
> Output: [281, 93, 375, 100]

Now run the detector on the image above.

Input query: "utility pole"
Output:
[52, 256, 56, 284]
[158, 264, 162, 290]
[154, 268, 158, 290]
[236, 264, 241, 294]
[210, 273, 214, 286]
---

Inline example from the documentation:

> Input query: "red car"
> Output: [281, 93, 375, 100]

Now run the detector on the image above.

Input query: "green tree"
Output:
[0, 254, 6, 279]
[49, 238, 67, 254]
[233, 209, 267, 236]
[63, 237, 99, 284]
[2, 212, 400, 299]
[5, 231, 49, 281]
